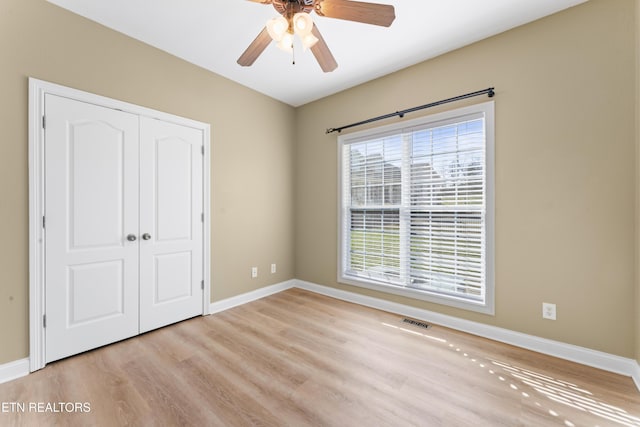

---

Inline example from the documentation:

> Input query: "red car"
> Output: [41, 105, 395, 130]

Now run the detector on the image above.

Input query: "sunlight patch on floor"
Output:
[381, 319, 640, 427]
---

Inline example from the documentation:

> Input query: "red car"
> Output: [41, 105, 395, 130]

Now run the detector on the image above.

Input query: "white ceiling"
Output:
[47, 0, 587, 107]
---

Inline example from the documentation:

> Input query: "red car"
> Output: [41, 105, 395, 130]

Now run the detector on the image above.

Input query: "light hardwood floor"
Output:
[1, 288, 639, 426]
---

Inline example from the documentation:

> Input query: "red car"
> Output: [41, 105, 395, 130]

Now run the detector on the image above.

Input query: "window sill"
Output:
[338, 273, 495, 315]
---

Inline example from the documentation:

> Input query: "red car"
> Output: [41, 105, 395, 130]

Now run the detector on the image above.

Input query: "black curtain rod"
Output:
[325, 87, 495, 134]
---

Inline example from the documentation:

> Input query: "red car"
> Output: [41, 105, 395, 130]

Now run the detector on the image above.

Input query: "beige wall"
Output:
[636, 0, 640, 365]
[0, 0, 295, 364]
[295, 0, 637, 358]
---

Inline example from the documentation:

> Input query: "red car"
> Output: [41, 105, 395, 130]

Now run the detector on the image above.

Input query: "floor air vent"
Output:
[402, 318, 431, 329]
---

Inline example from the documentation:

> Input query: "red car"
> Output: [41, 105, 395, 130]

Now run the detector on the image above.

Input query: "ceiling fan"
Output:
[237, 0, 396, 72]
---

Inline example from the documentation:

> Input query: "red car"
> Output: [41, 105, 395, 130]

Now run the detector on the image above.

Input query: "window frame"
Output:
[337, 101, 495, 315]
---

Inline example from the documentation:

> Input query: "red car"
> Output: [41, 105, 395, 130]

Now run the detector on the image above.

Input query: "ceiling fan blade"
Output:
[315, 0, 395, 27]
[237, 27, 272, 67]
[310, 24, 338, 73]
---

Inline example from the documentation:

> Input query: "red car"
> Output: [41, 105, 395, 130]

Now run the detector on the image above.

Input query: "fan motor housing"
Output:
[272, 0, 315, 15]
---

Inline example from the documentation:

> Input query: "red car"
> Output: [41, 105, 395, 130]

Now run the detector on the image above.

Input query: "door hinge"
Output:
[43, 314, 46, 328]
[201, 145, 204, 155]
[201, 213, 204, 222]
[42, 116, 46, 129]
[42, 216, 45, 229]
[201, 280, 204, 290]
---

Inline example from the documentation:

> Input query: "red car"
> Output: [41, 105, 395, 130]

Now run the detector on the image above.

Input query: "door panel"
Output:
[45, 94, 140, 363]
[70, 121, 125, 249]
[139, 117, 203, 333]
[154, 252, 192, 303]
[156, 136, 193, 241]
[68, 260, 125, 326]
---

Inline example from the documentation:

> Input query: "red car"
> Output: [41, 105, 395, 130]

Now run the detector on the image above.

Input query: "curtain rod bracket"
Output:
[326, 87, 495, 134]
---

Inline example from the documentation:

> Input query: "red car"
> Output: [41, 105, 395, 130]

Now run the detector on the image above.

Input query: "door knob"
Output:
[142, 233, 151, 241]
[126, 234, 137, 242]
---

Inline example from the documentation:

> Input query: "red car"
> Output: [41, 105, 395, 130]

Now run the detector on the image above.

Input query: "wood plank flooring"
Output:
[1, 288, 639, 426]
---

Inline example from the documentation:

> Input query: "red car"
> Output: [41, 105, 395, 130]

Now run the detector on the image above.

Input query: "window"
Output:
[338, 102, 494, 314]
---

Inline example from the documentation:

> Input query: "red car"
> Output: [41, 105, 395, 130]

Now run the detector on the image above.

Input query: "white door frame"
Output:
[28, 78, 212, 372]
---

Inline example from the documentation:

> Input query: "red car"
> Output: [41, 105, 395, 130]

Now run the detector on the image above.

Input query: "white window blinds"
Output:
[339, 102, 494, 313]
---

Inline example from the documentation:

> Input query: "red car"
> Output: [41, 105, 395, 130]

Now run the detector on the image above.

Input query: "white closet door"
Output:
[139, 117, 204, 333]
[45, 94, 140, 363]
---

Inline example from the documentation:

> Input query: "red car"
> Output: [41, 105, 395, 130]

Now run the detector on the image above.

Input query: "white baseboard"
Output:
[0, 358, 29, 385]
[209, 279, 296, 314]
[294, 279, 640, 392]
[633, 361, 640, 391]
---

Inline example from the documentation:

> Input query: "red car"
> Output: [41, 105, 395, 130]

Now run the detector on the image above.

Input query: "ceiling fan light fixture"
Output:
[266, 16, 288, 41]
[301, 33, 319, 50]
[293, 12, 313, 36]
[276, 32, 294, 53]
[240, 0, 395, 72]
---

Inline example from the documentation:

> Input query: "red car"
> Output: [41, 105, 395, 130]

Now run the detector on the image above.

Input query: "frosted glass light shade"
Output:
[293, 13, 313, 36]
[266, 16, 289, 41]
[301, 33, 319, 50]
[276, 33, 294, 53]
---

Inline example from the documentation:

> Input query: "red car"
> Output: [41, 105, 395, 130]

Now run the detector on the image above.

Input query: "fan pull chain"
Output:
[292, 41, 296, 65]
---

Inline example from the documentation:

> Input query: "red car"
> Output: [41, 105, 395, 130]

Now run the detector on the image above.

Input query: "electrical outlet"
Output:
[542, 302, 556, 320]
[251, 267, 258, 278]
[271, 263, 276, 274]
